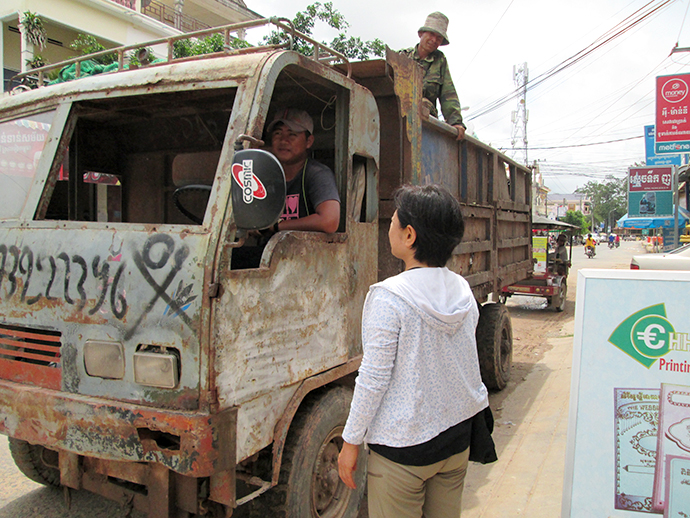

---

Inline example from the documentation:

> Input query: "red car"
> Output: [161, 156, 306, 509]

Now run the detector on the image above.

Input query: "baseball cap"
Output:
[267, 108, 314, 135]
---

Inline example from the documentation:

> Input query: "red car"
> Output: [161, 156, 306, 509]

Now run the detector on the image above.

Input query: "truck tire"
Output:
[8, 438, 61, 487]
[264, 386, 366, 518]
[476, 303, 512, 391]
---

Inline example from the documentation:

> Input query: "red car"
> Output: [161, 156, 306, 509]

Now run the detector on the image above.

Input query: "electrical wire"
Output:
[466, 0, 676, 121]
[525, 41, 670, 143]
[465, 1, 686, 189]
[676, 0, 690, 44]
[456, 0, 516, 82]
[497, 54, 681, 169]
[529, 135, 643, 150]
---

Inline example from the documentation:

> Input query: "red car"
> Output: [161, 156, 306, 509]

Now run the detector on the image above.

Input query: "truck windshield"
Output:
[0, 110, 57, 220]
[38, 88, 237, 225]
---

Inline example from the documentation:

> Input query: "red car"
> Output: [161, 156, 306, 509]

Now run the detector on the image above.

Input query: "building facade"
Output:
[531, 162, 550, 217]
[546, 192, 591, 221]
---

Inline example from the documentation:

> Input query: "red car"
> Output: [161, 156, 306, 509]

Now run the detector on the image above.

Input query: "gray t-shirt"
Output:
[281, 159, 340, 220]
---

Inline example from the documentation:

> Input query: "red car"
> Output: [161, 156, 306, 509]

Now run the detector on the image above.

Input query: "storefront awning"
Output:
[617, 207, 690, 229]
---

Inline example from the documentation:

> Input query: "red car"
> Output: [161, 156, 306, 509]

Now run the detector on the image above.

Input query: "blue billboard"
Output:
[645, 125, 682, 166]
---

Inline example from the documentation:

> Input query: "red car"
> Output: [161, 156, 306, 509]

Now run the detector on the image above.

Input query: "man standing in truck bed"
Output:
[401, 12, 466, 140]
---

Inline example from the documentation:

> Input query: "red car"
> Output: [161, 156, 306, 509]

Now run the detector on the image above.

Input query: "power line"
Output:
[529, 135, 643, 150]
[532, 57, 666, 146]
[466, 0, 676, 121]
[677, 0, 690, 43]
[457, 0, 516, 82]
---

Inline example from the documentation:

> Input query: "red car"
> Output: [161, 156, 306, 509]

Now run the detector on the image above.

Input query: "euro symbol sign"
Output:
[609, 304, 674, 367]
[636, 323, 666, 350]
[630, 313, 674, 359]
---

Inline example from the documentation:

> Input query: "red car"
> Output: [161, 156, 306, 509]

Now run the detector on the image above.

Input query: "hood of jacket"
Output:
[373, 267, 476, 331]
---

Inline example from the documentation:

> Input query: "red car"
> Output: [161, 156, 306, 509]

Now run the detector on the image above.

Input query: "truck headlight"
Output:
[133, 350, 179, 389]
[84, 341, 125, 379]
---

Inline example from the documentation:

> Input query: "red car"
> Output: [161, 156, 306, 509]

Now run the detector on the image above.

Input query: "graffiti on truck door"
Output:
[0, 234, 198, 332]
[129, 234, 195, 338]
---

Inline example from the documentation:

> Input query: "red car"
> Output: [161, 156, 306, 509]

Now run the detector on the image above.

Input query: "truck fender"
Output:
[270, 356, 361, 485]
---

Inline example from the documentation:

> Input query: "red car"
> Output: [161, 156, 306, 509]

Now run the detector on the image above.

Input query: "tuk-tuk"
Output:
[499, 216, 578, 312]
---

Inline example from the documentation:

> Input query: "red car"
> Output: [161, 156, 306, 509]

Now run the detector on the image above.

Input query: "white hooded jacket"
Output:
[342, 267, 489, 447]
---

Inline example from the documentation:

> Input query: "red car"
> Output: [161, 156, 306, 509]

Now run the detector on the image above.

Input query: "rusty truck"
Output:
[0, 19, 531, 518]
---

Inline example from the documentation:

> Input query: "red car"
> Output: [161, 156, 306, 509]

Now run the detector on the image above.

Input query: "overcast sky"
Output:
[244, 0, 690, 193]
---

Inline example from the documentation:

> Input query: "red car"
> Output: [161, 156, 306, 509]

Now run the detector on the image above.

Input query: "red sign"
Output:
[0, 119, 50, 177]
[231, 161, 266, 203]
[628, 166, 673, 192]
[656, 73, 690, 145]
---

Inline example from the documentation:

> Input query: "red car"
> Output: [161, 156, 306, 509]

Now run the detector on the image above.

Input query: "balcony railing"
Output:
[111, 0, 135, 8]
[107, 0, 210, 32]
[143, 1, 211, 32]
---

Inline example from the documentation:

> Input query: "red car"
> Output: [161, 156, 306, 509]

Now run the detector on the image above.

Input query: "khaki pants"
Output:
[367, 447, 470, 518]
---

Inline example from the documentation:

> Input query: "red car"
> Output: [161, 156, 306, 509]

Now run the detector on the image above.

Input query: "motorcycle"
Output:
[608, 241, 615, 249]
[585, 246, 595, 258]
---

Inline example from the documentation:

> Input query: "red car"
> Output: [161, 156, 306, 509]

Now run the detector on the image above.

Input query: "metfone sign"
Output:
[645, 125, 681, 166]
[655, 73, 690, 154]
[628, 166, 674, 217]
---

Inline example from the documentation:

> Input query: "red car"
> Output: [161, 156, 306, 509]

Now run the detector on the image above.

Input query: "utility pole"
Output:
[511, 62, 529, 166]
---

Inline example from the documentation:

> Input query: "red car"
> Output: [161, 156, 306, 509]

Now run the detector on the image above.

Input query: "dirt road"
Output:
[489, 239, 639, 417]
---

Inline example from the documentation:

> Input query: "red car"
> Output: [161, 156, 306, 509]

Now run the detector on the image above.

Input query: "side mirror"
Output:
[230, 149, 286, 230]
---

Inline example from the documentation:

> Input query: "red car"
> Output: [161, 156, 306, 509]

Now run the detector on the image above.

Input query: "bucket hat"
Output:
[267, 108, 314, 134]
[419, 12, 450, 45]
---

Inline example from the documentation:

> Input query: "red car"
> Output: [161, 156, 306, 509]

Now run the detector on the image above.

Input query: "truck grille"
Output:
[0, 324, 62, 390]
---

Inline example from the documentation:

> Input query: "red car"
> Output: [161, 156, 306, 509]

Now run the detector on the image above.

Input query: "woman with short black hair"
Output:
[338, 184, 494, 518]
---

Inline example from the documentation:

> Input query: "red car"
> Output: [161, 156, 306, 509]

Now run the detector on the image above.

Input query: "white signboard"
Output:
[563, 269, 690, 517]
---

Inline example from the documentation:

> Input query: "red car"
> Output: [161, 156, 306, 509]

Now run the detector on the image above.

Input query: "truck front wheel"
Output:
[8, 438, 61, 487]
[476, 303, 513, 391]
[267, 386, 366, 518]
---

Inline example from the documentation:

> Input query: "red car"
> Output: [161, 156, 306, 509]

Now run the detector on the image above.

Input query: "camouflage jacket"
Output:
[400, 45, 465, 128]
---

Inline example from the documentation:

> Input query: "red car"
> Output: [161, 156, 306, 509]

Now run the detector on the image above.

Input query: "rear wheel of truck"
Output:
[476, 303, 513, 391]
[8, 438, 61, 486]
[266, 386, 366, 518]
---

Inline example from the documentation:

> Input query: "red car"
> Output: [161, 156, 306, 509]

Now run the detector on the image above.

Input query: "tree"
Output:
[575, 176, 627, 232]
[173, 33, 251, 59]
[563, 210, 589, 233]
[69, 34, 155, 69]
[70, 34, 118, 65]
[262, 2, 384, 60]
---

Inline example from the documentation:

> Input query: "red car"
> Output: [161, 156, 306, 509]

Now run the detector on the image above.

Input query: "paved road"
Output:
[0, 240, 647, 518]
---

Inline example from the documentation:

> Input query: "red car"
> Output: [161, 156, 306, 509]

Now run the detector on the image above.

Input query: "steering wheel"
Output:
[172, 184, 212, 224]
